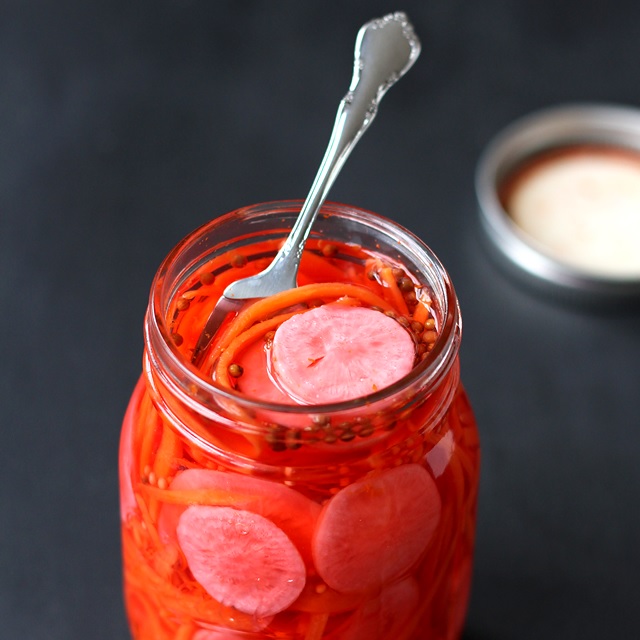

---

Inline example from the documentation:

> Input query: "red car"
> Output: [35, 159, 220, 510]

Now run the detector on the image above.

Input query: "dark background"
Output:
[2, 1, 639, 638]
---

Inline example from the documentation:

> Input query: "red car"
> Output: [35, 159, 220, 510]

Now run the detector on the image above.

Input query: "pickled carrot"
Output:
[134, 492, 161, 549]
[214, 309, 302, 388]
[174, 622, 197, 640]
[152, 425, 182, 480]
[412, 300, 431, 325]
[304, 612, 329, 640]
[137, 399, 162, 477]
[379, 266, 410, 316]
[292, 583, 364, 613]
[140, 484, 258, 507]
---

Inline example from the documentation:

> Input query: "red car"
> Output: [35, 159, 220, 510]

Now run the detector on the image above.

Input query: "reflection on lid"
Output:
[499, 144, 640, 278]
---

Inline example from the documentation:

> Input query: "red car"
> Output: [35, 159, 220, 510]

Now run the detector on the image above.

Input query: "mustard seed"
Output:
[411, 320, 424, 334]
[228, 363, 244, 378]
[321, 243, 337, 257]
[230, 253, 247, 268]
[176, 297, 190, 311]
[398, 276, 414, 292]
[422, 330, 438, 344]
[200, 271, 215, 285]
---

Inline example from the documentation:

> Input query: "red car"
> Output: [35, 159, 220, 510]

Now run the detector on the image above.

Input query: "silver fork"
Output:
[191, 12, 421, 366]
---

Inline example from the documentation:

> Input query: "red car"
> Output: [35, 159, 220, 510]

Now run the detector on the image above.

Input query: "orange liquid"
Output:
[119, 239, 480, 640]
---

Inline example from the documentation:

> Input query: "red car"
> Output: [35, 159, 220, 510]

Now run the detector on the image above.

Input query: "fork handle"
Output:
[223, 12, 420, 300]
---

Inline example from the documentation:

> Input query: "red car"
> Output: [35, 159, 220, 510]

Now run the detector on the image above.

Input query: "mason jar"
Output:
[119, 201, 480, 640]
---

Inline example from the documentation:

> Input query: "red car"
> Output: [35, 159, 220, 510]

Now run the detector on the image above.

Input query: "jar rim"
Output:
[145, 200, 461, 415]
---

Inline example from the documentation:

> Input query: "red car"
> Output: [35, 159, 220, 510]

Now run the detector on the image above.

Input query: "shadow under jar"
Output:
[119, 201, 480, 640]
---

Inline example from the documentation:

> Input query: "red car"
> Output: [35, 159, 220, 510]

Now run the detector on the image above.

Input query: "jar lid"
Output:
[475, 103, 640, 300]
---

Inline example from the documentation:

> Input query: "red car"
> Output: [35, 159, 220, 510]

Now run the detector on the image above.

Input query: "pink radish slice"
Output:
[177, 505, 307, 618]
[329, 577, 421, 640]
[271, 304, 416, 404]
[313, 464, 441, 593]
[157, 469, 321, 568]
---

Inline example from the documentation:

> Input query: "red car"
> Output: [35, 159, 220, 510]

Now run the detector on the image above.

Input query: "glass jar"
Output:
[119, 201, 480, 640]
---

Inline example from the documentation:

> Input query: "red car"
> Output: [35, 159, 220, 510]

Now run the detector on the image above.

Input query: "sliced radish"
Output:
[271, 304, 416, 404]
[177, 505, 307, 618]
[157, 469, 321, 567]
[313, 464, 441, 593]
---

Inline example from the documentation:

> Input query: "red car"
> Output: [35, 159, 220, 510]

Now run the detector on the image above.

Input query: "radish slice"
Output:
[313, 464, 441, 593]
[157, 469, 321, 568]
[271, 305, 415, 404]
[177, 505, 307, 618]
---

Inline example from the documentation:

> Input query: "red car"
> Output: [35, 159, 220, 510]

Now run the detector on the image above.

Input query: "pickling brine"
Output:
[119, 201, 480, 640]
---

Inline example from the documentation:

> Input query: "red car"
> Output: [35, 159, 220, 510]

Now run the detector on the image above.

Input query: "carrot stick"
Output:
[411, 300, 431, 325]
[379, 267, 410, 316]
[134, 492, 161, 549]
[140, 484, 260, 507]
[304, 612, 329, 640]
[135, 393, 159, 475]
[174, 621, 197, 640]
[138, 404, 162, 478]
[152, 424, 183, 480]
[128, 586, 172, 640]
[214, 309, 302, 387]
[292, 583, 364, 613]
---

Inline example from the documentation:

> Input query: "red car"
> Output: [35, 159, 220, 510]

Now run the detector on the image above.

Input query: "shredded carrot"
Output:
[214, 309, 302, 387]
[379, 266, 410, 316]
[137, 395, 162, 478]
[174, 621, 197, 640]
[140, 484, 259, 507]
[292, 583, 364, 613]
[134, 492, 161, 549]
[127, 585, 173, 639]
[304, 612, 329, 640]
[411, 299, 431, 325]
[152, 424, 183, 480]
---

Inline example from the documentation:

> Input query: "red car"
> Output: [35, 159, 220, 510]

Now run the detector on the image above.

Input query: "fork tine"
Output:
[191, 296, 245, 367]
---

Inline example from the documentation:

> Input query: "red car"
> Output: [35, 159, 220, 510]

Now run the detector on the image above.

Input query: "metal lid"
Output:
[475, 103, 640, 300]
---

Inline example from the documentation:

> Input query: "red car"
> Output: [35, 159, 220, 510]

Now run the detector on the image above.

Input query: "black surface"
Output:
[2, 1, 640, 639]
